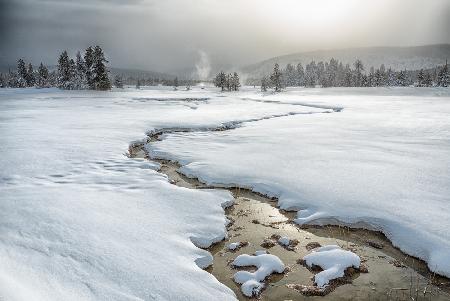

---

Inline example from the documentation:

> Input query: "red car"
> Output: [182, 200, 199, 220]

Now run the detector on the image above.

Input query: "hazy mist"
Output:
[1, 0, 449, 73]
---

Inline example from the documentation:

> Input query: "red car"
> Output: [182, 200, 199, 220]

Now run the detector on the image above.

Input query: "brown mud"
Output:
[129, 132, 450, 301]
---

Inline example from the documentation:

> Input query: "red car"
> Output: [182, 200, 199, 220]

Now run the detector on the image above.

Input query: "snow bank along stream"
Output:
[132, 120, 450, 300]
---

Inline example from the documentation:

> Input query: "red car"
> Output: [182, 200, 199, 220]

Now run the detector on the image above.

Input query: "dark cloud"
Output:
[1, 0, 449, 73]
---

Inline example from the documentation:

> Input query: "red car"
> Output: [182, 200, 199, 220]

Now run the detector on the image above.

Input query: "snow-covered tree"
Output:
[57, 50, 73, 89]
[84, 46, 95, 89]
[304, 61, 316, 87]
[396, 70, 408, 86]
[231, 72, 240, 91]
[25, 63, 35, 87]
[296, 63, 304, 86]
[423, 71, 433, 87]
[91, 46, 111, 90]
[437, 60, 449, 87]
[353, 59, 364, 87]
[74, 51, 86, 89]
[284, 63, 296, 87]
[173, 77, 179, 90]
[416, 69, 425, 87]
[270, 63, 282, 92]
[114, 75, 124, 88]
[261, 76, 268, 92]
[37, 63, 49, 88]
[17, 59, 27, 87]
[214, 71, 227, 91]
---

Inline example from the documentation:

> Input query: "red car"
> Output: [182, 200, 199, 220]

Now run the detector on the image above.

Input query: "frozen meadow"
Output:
[1, 86, 450, 300]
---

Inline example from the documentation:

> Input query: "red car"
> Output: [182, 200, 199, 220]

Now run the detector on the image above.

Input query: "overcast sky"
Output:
[0, 0, 449, 73]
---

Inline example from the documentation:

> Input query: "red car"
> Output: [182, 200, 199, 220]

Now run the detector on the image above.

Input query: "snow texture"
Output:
[232, 254, 285, 297]
[151, 87, 450, 277]
[278, 236, 291, 246]
[228, 242, 241, 250]
[303, 245, 361, 288]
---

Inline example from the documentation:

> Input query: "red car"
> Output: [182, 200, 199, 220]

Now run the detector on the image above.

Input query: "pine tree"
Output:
[353, 59, 364, 87]
[114, 75, 124, 88]
[57, 50, 73, 89]
[214, 71, 226, 91]
[8, 69, 19, 87]
[396, 70, 407, 86]
[25, 63, 35, 87]
[416, 69, 425, 87]
[231, 72, 240, 91]
[423, 71, 432, 87]
[92, 46, 111, 90]
[270, 63, 282, 92]
[261, 76, 268, 92]
[284, 63, 296, 87]
[74, 51, 86, 89]
[296, 63, 304, 86]
[437, 60, 449, 87]
[84, 46, 95, 89]
[0, 73, 5, 88]
[37, 63, 49, 88]
[304, 61, 316, 87]
[17, 59, 27, 87]
[136, 79, 141, 89]
[173, 77, 178, 90]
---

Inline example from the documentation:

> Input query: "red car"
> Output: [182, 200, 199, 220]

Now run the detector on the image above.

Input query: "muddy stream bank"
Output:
[129, 131, 450, 301]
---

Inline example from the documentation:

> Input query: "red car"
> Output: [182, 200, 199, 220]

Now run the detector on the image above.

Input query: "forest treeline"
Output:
[0, 46, 112, 90]
[249, 59, 449, 91]
[1, 51, 448, 90]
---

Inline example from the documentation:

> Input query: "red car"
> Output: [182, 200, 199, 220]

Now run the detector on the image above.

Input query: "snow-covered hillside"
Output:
[1, 86, 449, 300]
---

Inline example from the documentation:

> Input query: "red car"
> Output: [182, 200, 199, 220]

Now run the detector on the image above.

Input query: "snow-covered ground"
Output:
[151, 87, 450, 278]
[0, 87, 325, 301]
[1, 86, 449, 300]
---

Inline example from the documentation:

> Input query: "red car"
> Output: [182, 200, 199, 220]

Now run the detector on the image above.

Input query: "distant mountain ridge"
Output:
[241, 44, 450, 77]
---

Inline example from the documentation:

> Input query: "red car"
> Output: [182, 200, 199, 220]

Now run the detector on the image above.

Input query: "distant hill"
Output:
[241, 44, 450, 77]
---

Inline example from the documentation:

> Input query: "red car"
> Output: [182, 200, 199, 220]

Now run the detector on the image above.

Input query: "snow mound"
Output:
[278, 236, 290, 246]
[232, 253, 285, 297]
[303, 245, 360, 288]
[228, 242, 241, 250]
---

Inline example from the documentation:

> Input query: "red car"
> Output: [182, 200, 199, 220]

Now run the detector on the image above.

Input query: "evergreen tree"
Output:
[437, 60, 449, 87]
[214, 71, 227, 91]
[386, 68, 396, 86]
[173, 77, 179, 90]
[136, 79, 141, 89]
[114, 75, 124, 88]
[8, 69, 19, 87]
[423, 71, 432, 87]
[261, 76, 268, 92]
[416, 69, 425, 87]
[231, 72, 240, 91]
[17, 59, 27, 87]
[37, 63, 49, 88]
[396, 70, 407, 86]
[57, 50, 73, 89]
[74, 51, 86, 89]
[92, 46, 111, 90]
[25, 63, 35, 87]
[353, 59, 364, 87]
[270, 63, 282, 92]
[296, 63, 304, 86]
[0, 73, 5, 88]
[284, 63, 296, 87]
[84, 46, 95, 89]
[304, 61, 316, 87]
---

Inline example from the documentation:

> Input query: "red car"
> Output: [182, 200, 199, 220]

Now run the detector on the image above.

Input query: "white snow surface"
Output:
[0, 87, 327, 300]
[228, 242, 241, 250]
[232, 253, 285, 297]
[150, 87, 450, 277]
[278, 236, 291, 246]
[303, 245, 361, 288]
